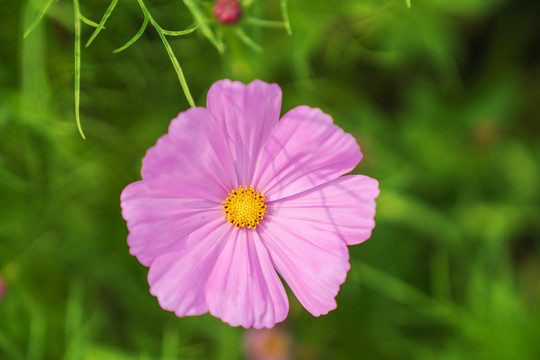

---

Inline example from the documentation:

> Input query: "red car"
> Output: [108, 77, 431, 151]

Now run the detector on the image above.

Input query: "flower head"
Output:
[121, 79, 379, 328]
[213, 0, 243, 24]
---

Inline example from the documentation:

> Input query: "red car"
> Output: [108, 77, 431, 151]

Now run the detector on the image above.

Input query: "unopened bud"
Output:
[213, 0, 242, 24]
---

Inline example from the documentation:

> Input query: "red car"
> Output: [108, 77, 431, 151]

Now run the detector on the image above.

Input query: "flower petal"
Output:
[252, 106, 362, 200]
[257, 216, 351, 317]
[142, 107, 238, 202]
[206, 79, 282, 185]
[121, 181, 222, 266]
[205, 229, 289, 329]
[270, 175, 379, 245]
[148, 219, 233, 317]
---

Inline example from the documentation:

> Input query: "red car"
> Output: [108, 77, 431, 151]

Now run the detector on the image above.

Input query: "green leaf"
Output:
[280, 0, 292, 35]
[73, 0, 86, 139]
[235, 28, 263, 53]
[86, 0, 119, 47]
[23, 0, 55, 38]
[113, 16, 149, 53]
[183, 0, 225, 53]
[137, 0, 196, 108]
[79, 13, 100, 28]
[161, 23, 199, 36]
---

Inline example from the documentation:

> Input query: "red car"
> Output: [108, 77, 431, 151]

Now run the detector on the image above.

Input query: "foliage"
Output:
[1, 0, 539, 359]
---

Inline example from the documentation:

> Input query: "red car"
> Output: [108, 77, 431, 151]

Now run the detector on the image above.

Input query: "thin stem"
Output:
[245, 17, 287, 29]
[280, 0, 292, 35]
[235, 28, 263, 53]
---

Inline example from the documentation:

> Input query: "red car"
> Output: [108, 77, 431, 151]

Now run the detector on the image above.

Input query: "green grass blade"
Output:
[23, 0, 55, 38]
[183, 0, 225, 53]
[280, 0, 292, 35]
[161, 23, 199, 36]
[235, 28, 263, 53]
[86, 0, 119, 47]
[406, 0, 411, 8]
[79, 14, 100, 28]
[73, 0, 86, 139]
[113, 16, 149, 53]
[245, 17, 287, 29]
[137, 0, 195, 108]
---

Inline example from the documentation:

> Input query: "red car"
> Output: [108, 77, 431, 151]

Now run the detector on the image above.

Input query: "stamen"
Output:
[221, 185, 267, 229]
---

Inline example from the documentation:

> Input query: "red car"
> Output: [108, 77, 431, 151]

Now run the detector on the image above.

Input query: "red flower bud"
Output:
[213, 0, 243, 24]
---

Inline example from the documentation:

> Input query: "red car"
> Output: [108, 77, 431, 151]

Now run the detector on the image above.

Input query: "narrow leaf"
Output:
[24, 0, 55, 38]
[161, 23, 199, 37]
[245, 17, 287, 29]
[79, 14, 100, 28]
[137, 0, 196, 108]
[280, 0, 292, 35]
[183, 0, 225, 53]
[86, 0, 119, 47]
[113, 16, 149, 53]
[73, 0, 86, 139]
[235, 28, 263, 53]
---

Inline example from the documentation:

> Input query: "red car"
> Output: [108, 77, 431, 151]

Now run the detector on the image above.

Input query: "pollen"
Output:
[222, 185, 267, 229]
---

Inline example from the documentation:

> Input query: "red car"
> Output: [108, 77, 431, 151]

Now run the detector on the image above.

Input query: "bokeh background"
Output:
[1, 0, 540, 359]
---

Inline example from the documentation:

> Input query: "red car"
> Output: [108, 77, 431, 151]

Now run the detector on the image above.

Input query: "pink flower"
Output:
[121, 79, 379, 329]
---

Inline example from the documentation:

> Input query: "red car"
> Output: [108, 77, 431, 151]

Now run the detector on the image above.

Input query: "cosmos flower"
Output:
[121, 79, 379, 328]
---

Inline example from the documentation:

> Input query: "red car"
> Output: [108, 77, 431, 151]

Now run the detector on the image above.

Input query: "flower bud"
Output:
[213, 0, 242, 24]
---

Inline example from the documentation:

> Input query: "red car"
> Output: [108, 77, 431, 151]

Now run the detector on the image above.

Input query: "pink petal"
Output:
[257, 216, 351, 317]
[205, 229, 289, 329]
[252, 106, 363, 200]
[206, 79, 282, 185]
[148, 219, 233, 317]
[270, 175, 379, 246]
[121, 181, 222, 266]
[142, 107, 238, 202]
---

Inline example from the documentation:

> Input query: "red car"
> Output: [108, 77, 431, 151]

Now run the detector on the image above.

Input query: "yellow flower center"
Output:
[222, 186, 267, 229]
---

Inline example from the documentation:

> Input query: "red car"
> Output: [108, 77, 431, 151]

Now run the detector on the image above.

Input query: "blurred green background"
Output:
[1, 0, 540, 359]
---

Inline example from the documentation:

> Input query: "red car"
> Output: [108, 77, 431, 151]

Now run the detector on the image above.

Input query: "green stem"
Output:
[280, 0, 292, 35]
